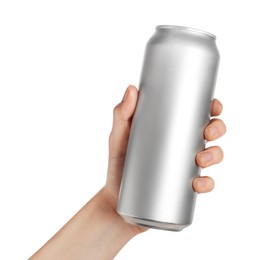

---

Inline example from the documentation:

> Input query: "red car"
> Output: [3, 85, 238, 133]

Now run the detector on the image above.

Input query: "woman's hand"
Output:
[104, 85, 226, 234]
[30, 85, 226, 260]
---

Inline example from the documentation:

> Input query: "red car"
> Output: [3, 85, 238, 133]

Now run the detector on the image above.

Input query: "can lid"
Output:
[156, 25, 216, 39]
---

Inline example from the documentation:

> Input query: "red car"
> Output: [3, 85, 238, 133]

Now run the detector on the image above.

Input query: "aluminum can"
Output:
[117, 25, 220, 231]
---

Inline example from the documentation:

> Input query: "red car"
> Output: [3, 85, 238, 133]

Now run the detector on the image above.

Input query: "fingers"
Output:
[195, 99, 225, 195]
[211, 98, 223, 116]
[204, 118, 227, 141]
[109, 85, 138, 160]
[193, 176, 214, 193]
[206, 99, 226, 141]
[196, 146, 224, 168]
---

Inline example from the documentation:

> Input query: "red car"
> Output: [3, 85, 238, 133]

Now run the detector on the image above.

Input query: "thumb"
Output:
[106, 85, 138, 197]
[109, 85, 138, 160]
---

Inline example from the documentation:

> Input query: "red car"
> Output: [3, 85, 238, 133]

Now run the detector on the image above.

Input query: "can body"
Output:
[117, 25, 220, 231]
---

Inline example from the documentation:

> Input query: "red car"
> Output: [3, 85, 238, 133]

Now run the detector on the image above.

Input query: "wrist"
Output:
[81, 187, 144, 259]
[96, 187, 145, 238]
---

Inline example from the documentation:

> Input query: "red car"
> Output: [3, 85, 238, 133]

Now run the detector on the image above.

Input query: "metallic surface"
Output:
[117, 25, 220, 231]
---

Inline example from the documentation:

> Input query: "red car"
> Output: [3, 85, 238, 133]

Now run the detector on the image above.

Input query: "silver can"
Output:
[117, 25, 220, 231]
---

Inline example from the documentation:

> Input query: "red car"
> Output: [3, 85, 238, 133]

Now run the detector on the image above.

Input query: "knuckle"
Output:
[113, 105, 120, 117]
[195, 152, 205, 166]
[196, 151, 202, 161]
[109, 131, 113, 144]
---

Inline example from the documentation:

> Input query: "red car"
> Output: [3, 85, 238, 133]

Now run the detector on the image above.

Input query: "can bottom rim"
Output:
[119, 213, 189, 232]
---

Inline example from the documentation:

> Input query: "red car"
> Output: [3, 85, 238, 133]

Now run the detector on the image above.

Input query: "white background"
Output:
[0, 0, 258, 259]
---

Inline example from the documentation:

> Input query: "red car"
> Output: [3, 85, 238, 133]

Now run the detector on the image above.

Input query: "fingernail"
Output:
[200, 152, 213, 163]
[196, 179, 206, 188]
[122, 87, 130, 102]
[208, 126, 219, 137]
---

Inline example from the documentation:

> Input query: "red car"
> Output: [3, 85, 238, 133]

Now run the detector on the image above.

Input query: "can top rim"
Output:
[156, 25, 216, 39]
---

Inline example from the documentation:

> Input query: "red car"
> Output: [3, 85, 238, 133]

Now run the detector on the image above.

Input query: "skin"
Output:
[30, 85, 226, 260]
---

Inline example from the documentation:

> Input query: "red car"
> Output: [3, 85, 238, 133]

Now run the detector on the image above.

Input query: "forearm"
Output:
[30, 188, 138, 260]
